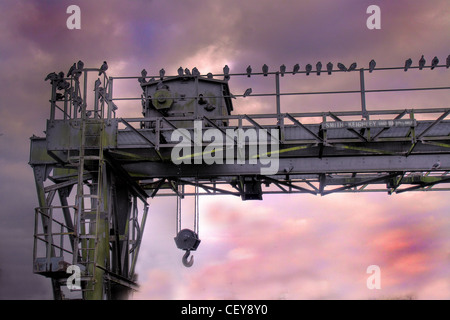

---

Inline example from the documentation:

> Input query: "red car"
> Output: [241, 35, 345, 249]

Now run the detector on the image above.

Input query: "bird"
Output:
[57, 79, 70, 90]
[184, 68, 191, 76]
[327, 62, 333, 75]
[431, 56, 439, 70]
[192, 67, 200, 76]
[45, 72, 58, 82]
[446, 55, 450, 68]
[243, 88, 252, 97]
[280, 64, 286, 77]
[138, 69, 147, 84]
[223, 65, 230, 80]
[178, 67, 184, 76]
[67, 63, 76, 77]
[419, 55, 426, 70]
[159, 68, 165, 80]
[404, 58, 412, 71]
[207, 72, 213, 79]
[369, 59, 376, 73]
[99, 61, 108, 75]
[337, 63, 347, 71]
[347, 62, 357, 72]
[293, 63, 300, 75]
[98, 87, 106, 102]
[94, 78, 101, 90]
[431, 161, 441, 170]
[316, 62, 322, 76]
[305, 64, 312, 75]
[77, 60, 84, 70]
[262, 64, 269, 76]
[246, 65, 252, 77]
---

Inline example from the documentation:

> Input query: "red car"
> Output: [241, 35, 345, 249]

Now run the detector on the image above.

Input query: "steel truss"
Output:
[30, 59, 450, 299]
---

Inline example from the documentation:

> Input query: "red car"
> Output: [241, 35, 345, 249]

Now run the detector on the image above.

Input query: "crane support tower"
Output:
[30, 58, 450, 299]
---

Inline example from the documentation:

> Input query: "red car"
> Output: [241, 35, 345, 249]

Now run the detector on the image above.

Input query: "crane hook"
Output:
[182, 250, 194, 267]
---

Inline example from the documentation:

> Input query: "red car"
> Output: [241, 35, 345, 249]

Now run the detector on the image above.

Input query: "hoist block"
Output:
[174, 229, 201, 251]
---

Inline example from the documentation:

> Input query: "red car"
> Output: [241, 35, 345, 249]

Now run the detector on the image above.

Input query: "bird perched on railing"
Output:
[369, 59, 376, 73]
[280, 64, 286, 77]
[431, 56, 439, 70]
[316, 62, 322, 76]
[293, 63, 300, 75]
[327, 62, 333, 75]
[262, 64, 269, 76]
[77, 60, 84, 70]
[419, 55, 426, 70]
[192, 67, 200, 76]
[347, 62, 357, 72]
[94, 78, 101, 90]
[404, 58, 412, 71]
[305, 64, 312, 75]
[337, 63, 347, 72]
[45, 72, 58, 82]
[243, 88, 252, 97]
[246, 65, 252, 77]
[178, 67, 184, 76]
[67, 63, 76, 77]
[99, 61, 108, 75]
[223, 65, 230, 81]
[138, 69, 147, 84]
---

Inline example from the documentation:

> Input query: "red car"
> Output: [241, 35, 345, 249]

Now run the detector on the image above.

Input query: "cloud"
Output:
[132, 192, 450, 300]
[0, 0, 449, 300]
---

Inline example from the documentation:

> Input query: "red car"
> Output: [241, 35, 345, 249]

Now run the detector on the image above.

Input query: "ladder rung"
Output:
[79, 235, 97, 239]
[84, 156, 102, 160]
[82, 209, 100, 214]
[82, 194, 99, 199]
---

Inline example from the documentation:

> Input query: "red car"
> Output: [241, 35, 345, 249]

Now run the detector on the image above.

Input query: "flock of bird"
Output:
[47, 55, 449, 85]
[45, 60, 108, 86]
[137, 55, 449, 85]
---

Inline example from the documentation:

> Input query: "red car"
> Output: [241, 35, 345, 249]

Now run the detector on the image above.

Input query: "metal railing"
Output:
[109, 60, 450, 121]
[47, 68, 116, 122]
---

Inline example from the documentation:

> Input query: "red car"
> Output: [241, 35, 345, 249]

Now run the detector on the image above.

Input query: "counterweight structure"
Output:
[29, 59, 450, 299]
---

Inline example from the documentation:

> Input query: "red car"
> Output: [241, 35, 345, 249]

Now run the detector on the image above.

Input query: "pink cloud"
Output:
[133, 191, 449, 300]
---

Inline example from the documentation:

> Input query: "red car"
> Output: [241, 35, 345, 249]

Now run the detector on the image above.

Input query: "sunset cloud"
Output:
[0, 0, 449, 300]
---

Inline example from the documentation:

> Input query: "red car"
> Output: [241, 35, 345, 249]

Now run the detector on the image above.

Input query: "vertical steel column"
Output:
[50, 83, 56, 121]
[359, 68, 368, 119]
[195, 75, 199, 119]
[275, 72, 281, 125]
[108, 77, 113, 124]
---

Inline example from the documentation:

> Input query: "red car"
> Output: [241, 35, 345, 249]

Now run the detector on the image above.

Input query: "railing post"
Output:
[359, 68, 368, 120]
[108, 77, 114, 125]
[275, 72, 281, 125]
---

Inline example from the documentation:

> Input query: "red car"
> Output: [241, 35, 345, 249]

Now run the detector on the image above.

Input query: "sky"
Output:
[0, 0, 449, 300]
